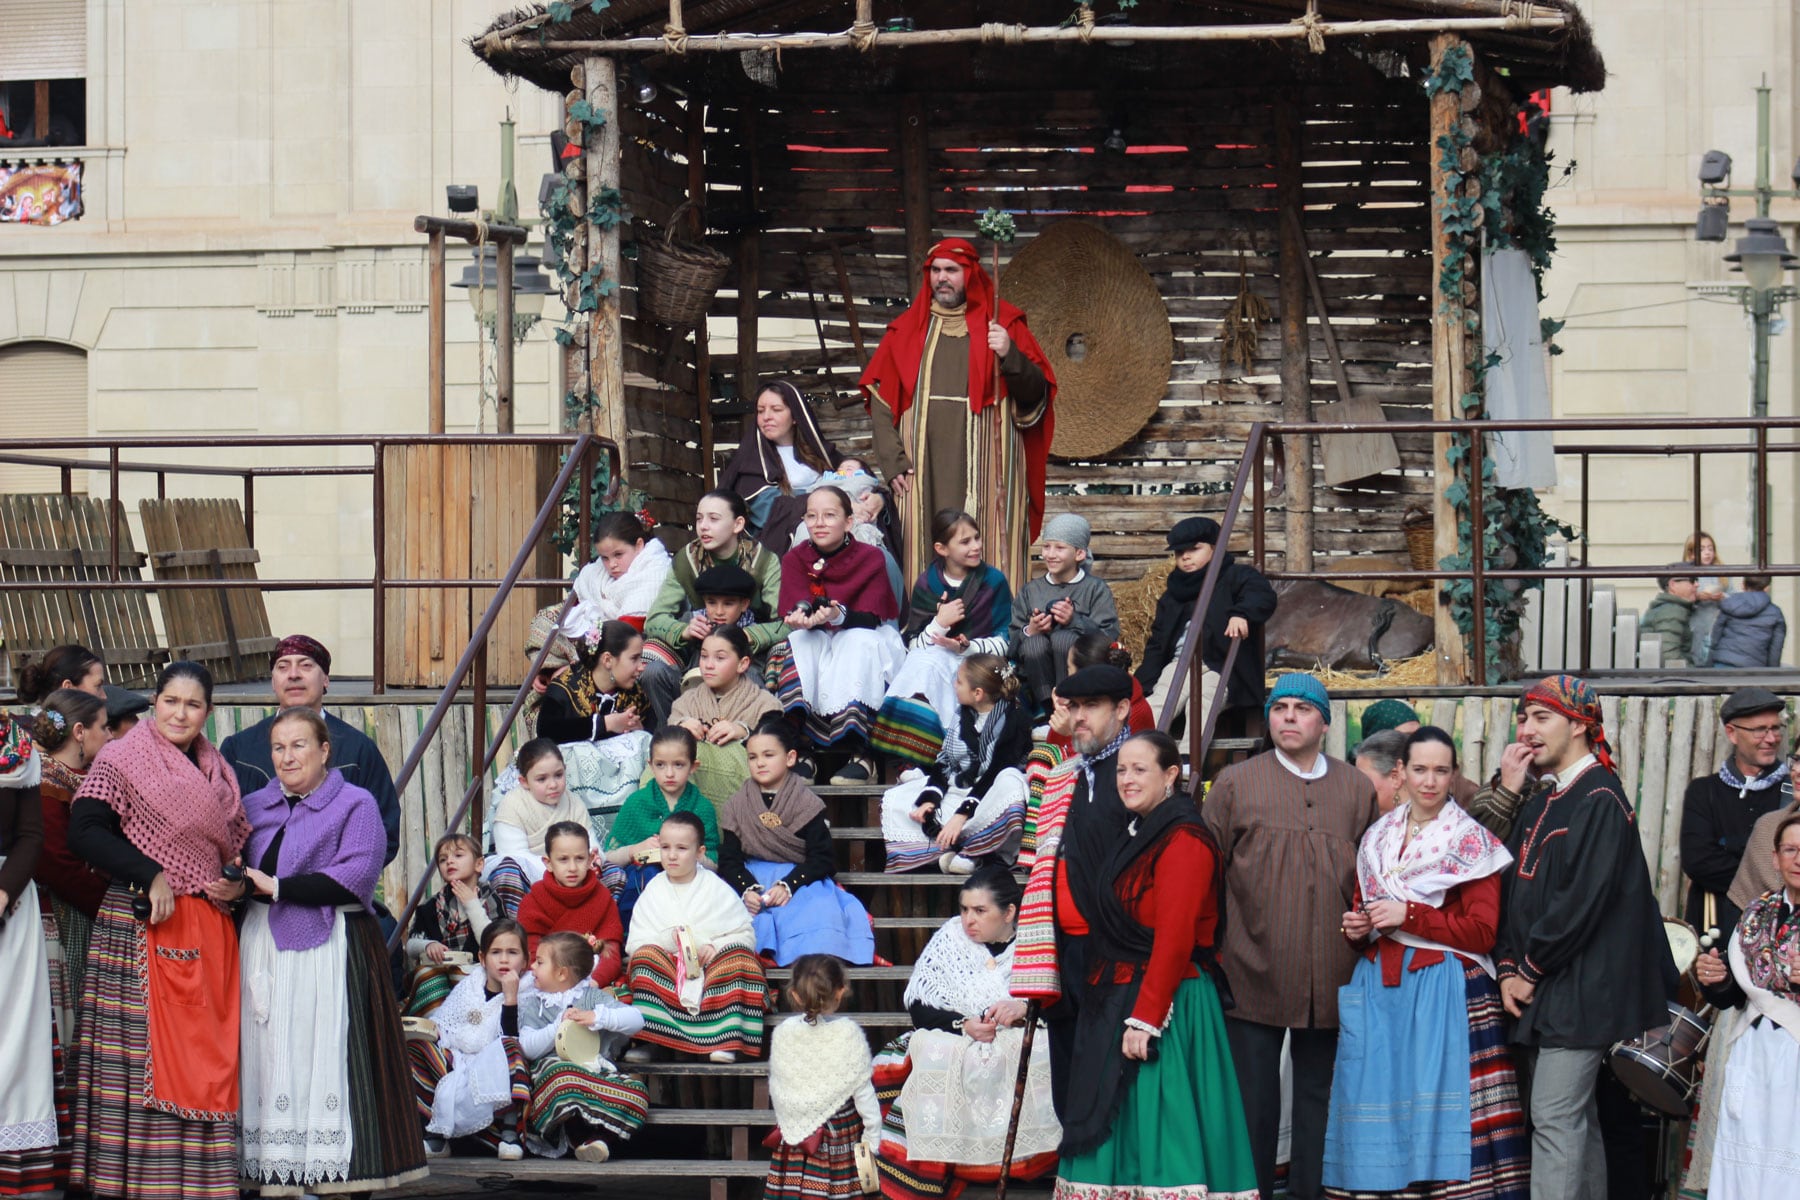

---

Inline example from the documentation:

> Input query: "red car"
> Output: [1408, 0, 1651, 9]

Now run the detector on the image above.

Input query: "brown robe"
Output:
[1729, 795, 1800, 911]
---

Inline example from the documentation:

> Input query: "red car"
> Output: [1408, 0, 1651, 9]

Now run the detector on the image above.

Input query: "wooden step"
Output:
[766, 965, 911, 982]
[646, 1107, 776, 1126]
[766, 1010, 908, 1028]
[423, 1157, 769, 1181]
[631, 1059, 769, 1077]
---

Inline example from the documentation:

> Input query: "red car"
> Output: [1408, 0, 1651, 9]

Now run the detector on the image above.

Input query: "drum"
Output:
[853, 1142, 880, 1194]
[1663, 918, 1700, 975]
[401, 1016, 439, 1043]
[1607, 1001, 1713, 1118]
[555, 1019, 604, 1068]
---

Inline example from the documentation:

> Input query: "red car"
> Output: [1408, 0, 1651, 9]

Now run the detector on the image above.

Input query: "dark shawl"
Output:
[778, 537, 898, 623]
[903, 562, 1012, 643]
[718, 380, 839, 554]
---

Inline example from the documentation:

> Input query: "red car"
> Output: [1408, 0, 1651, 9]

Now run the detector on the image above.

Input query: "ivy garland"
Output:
[1428, 44, 1576, 679]
[541, 86, 639, 556]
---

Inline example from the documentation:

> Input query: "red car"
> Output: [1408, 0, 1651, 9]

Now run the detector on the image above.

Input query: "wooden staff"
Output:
[995, 999, 1041, 1200]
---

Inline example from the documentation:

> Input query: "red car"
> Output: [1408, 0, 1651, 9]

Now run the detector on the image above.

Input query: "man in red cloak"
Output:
[859, 237, 1057, 583]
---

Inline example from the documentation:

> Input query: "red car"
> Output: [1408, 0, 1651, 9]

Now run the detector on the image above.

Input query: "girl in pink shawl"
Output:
[773, 486, 905, 784]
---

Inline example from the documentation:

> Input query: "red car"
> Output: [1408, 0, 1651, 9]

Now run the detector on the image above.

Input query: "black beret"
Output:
[1055, 664, 1134, 702]
[103, 684, 151, 722]
[694, 563, 757, 599]
[1167, 516, 1221, 552]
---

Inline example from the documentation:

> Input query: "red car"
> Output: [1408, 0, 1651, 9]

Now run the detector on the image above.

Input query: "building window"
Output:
[0, 342, 88, 494]
[0, 0, 87, 147]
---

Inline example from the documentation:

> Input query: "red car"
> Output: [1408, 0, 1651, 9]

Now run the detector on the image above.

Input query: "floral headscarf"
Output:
[1521, 673, 1616, 773]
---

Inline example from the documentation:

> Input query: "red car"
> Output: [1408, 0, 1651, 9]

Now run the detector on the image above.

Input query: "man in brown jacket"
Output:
[1204, 672, 1380, 1200]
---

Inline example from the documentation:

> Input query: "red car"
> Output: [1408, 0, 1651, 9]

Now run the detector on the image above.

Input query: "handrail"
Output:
[1157, 422, 1267, 775]
[383, 436, 612, 951]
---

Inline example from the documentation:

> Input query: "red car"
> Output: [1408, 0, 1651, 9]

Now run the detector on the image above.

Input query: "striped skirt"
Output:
[775, 626, 906, 748]
[1323, 963, 1528, 1200]
[70, 884, 239, 1200]
[526, 1055, 650, 1151]
[881, 770, 1028, 873]
[765, 1100, 868, 1200]
[404, 961, 471, 1016]
[408, 1038, 531, 1151]
[486, 857, 531, 918]
[627, 944, 767, 1057]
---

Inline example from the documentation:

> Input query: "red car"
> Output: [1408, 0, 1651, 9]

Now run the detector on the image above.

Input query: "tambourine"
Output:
[401, 1016, 439, 1043]
[555, 1019, 604, 1068]
[674, 925, 703, 978]
[853, 1143, 880, 1194]
[634, 847, 663, 866]
[440, 950, 475, 966]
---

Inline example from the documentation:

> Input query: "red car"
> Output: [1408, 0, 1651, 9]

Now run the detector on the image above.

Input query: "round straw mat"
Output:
[1000, 220, 1171, 459]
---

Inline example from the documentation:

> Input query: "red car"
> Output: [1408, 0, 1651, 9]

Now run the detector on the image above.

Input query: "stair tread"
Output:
[423, 1157, 770, 1179]
[766, 1011, 907, 1026]
[646, 1107, 775, 1125]
[767, 965, 910, 980]
[630, 1059, 769, 1076]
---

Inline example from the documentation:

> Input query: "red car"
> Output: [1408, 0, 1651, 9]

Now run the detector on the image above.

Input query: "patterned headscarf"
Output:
[1521, 673, 1616, 774]
[270, 634, 332, 675]
[0, 713, 34, 778]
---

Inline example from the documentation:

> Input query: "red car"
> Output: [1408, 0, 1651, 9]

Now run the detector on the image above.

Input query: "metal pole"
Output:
[372, 441, 387, 695]
[472, 641, 488, 836]
[1751, 287, 1772, 553]
[428, 231, 446, 434]
[1756, 82, 1773, 219]
[1757, 426, 1771, 567]
[242, 473, 255, 545]
[496, 239, 516, 434]
[1469, 429, 1487, 686]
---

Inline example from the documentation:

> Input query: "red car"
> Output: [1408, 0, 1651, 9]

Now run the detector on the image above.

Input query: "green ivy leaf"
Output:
[568, 99, 607, 128]
[547, 1, 575, 22]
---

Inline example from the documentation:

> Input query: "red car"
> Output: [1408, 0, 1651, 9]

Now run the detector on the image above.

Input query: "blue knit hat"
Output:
[1265, 673, 1331, 723]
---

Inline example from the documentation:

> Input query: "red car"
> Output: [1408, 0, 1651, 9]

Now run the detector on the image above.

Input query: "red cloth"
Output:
[1048, 679, 1154, 753]
[1348, 874, 1501, 987]
[145, 895, 240, 1120]
[1115, 826, 1220, 1029]
[777, 538, 898, 622]
[858, 237, 1059, 538]
[516, 868, 625, 986]
[33, 761, 110, 918]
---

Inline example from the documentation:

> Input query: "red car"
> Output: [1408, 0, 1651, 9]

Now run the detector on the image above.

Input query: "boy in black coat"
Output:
[1135, 516, 1278, 728]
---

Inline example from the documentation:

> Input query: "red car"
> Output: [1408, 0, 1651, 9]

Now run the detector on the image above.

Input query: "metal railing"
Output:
[1162, 414, 1800, 766]
[0, 433, 618, 692]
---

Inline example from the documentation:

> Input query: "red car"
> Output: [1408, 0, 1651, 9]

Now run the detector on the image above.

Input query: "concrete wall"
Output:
[1540, 0, 1800, 651]
[0, 1, 572, 673]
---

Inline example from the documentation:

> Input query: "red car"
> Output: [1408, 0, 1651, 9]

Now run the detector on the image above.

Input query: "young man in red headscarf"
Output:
[1485, 673, 1676, 1200]
[860, 237, 1057, 583]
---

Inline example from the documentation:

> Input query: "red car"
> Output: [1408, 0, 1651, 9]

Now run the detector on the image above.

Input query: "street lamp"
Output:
[453, 247, 557, 345]
[1725, 217, 1797, 293]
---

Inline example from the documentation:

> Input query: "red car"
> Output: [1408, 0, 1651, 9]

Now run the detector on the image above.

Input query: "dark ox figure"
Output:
[1264, 580, 1434, 673]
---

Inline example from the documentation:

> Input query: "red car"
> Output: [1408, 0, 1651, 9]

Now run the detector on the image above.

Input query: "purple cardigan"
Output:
[243, 769, 386, 951]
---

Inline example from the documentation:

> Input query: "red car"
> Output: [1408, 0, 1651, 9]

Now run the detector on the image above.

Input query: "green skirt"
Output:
[1053, 975, 1259, 1200]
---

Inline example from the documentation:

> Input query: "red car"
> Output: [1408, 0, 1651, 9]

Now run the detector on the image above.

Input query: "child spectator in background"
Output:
[1134, 516, 1277, 728]
[719, 721, 875, 966]
[763, 955, 881, 1200]
[484, 739, 589, 914]
[516, 822, 625, 987]
[880, 654, 1033, 875]
[566, 510, 673, 638]
[1642, 567, 1699, 667]
[669, 626, 781, 805]
[405, 832, 504, 1014]
[603, 727, 720, 925]
[516, 932, 649, 1163]
[874, 508, 1014, 767]
[1009, 513, 1119, 718]
[1711, 573, 1787, 668]
[625, 811, 770, 1063]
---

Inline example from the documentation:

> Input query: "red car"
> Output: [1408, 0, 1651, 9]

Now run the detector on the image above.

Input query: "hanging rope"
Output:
[1292, 0, 1326, 53]
[1076, 4, 1096, 42]
[472, 218, 493, 433]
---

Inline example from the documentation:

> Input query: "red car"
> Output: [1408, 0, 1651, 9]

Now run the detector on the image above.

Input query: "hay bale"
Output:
[1114, 557, 1175, 666]
[1397, 587, 1435, 617]
[1263, 651, 1439, 693]
[1322, 555, 1416, 598]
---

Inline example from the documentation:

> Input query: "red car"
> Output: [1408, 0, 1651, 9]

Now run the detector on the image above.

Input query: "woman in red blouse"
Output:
[1322, 727, 1528, 1199]
[1052, 731, 1258, 1200]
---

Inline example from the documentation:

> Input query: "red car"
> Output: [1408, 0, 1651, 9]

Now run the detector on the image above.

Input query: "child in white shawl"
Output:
[516, 932, 649, 1162]
[765, 955, 881, 1200]
[422, 919, 533, 1159]
[567, 511, 674, 638]
[483, 739, 590, 914]
[624, 812, 769, 1062]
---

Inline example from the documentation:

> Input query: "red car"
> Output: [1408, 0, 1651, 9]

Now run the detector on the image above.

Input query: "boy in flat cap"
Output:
[1135, 516, 1276, 731]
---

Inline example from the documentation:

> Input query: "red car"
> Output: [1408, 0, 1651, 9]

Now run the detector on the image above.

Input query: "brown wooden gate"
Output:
[0, 494, 165, 687]
[381, 443, 561, 688]
[139, 499, 278, 684]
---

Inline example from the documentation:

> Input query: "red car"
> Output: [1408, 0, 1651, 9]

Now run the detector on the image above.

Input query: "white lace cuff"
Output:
[1124, 1017, 1163, 1037]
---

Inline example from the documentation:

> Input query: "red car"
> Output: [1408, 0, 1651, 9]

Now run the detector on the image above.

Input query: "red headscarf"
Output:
[859, 238, 1059, 535]
[1521, 673, 1616, 774]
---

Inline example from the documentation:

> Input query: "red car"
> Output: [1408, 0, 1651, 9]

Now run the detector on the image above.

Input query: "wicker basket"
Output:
[636, 200, 730, 327]
[1403, 512, 1436, 573]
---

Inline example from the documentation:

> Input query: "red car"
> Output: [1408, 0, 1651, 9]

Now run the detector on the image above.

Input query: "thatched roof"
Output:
[470, 0, 1606, 98]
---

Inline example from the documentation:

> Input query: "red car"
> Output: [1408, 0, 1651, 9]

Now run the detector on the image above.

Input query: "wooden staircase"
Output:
[419, 782, 974, 1199]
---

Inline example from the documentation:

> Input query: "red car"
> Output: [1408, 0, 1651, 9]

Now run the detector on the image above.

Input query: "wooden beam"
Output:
[1274, 95, 1313, 573]
[1428, 34, 1472, 684]
[687, 100, 715, 487]
[736, 105, 762, 405]
[899, 95, 931, 282]
[585, 57, 628, 452]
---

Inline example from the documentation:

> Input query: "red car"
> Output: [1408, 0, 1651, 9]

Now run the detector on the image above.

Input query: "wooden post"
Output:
[584, 56, 628, 452]
[736, 106, 762, 404]
[1428, 34, 1472, 684]
[1274, 95, 1313, 573]
[496, 239, 515, 433]
[564, 69, 590, 432]
[900, 95, 932, 276]
[687, 102, 715, 487]
[428, 231, 446, 433]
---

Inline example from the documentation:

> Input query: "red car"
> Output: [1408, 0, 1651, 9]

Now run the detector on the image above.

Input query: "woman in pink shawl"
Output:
[773, 486, 906, 783]
[66, 661, 249, 1200]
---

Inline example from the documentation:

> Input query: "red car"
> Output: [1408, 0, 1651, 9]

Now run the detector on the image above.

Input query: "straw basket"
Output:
[1403, 508, 1435, 573]
[636, 200, 730, 327]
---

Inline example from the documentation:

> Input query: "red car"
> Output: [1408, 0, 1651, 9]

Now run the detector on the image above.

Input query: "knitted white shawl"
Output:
[769, 1014, 872, 1144]
[625, 868, 755, 957]
[903, 917, 1015, 1019]
[567, 539, 674, 637]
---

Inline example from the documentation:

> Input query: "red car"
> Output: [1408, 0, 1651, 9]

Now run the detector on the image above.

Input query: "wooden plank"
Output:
[1637, 699, 1669, 867]
[1615, 611, 1639, 670]
[1656, 697, 1696, 913]
[1485, 697, 1512, 782]
[1617, 696, 1646, 813]
[1462, 696, 1486, 782]
[1428, 35, 1471, 684]
[1588, 587, 1616, 671]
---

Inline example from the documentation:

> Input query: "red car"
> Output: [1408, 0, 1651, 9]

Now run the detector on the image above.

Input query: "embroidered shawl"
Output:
[777, 537, 897, 622]
[1735, 888, 1800, 995]
[1356, 797, 1512, 909]
[0, 714, 34, 778]
[720, 773, 825, 864]
[76, 718, 248, 894]
[904, 916, 1016, 1018]
[624, 867, 756, 956]
[768, 1014, 873, 1144]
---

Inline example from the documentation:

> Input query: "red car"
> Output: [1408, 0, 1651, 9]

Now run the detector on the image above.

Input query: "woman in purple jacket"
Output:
[237, 706, 427, 1194]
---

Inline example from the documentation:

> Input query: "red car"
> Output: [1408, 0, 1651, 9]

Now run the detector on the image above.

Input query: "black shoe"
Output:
[830, 754, 875, 784]
[792, 752, 817, 781]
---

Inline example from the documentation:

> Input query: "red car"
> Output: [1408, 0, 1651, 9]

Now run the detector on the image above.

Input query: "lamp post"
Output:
[1694, 81, 1800, 559]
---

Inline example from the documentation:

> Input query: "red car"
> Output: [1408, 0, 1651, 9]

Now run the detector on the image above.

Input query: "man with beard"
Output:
[1007, 664, 1135, 1117]
[860, 237, 1056, 581]
[1681, 686, 1791, 935]
[1490, 675, 1676, 1200]
[1203, 673, 1378, 1200]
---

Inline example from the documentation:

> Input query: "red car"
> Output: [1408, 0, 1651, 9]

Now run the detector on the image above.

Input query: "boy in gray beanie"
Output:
[1008, 512, 1121, 715]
